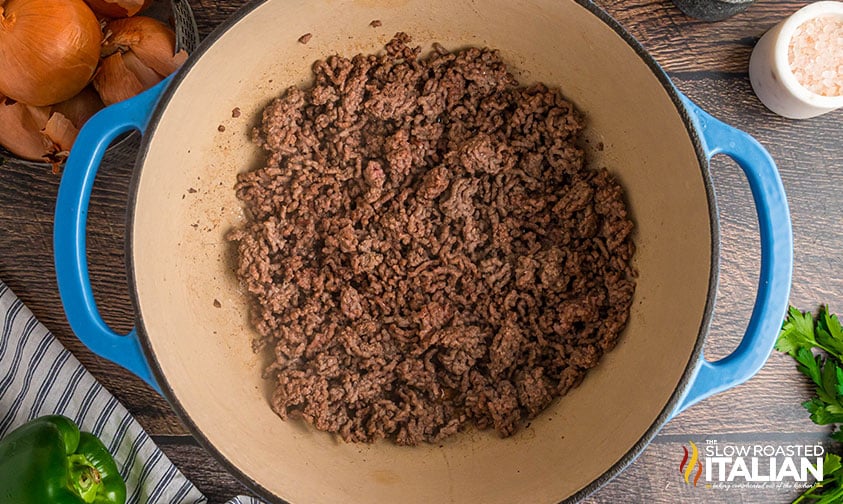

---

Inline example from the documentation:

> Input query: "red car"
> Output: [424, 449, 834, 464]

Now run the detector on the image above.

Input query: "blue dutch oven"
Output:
[54, 0, 793, 502]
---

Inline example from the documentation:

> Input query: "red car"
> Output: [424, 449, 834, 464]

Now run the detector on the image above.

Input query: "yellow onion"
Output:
[84, 0, 151, 18]
[94, 16, 186, 105]
[0, 0, 102, 106]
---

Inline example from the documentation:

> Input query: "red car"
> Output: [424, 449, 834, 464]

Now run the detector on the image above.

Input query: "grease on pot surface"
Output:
[228, 33, 636, 445]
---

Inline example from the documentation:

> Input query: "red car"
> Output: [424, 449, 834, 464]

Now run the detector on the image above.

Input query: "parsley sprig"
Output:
[777, 306, 843, 503]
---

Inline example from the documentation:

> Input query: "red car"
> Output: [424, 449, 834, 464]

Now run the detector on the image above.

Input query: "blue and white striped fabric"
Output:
[0, 279, 262, 504]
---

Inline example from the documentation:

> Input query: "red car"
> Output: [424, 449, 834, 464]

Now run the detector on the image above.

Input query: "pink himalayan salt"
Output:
[788, 15, 843, 97]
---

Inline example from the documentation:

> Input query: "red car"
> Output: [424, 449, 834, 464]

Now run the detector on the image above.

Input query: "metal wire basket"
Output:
[0, 0, 200, 169]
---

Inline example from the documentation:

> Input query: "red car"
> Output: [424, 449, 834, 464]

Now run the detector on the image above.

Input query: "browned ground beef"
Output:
[229, 33, 636, 445]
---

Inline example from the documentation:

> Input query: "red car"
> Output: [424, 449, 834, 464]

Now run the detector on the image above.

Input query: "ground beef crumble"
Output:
[228, 33, 636, 445]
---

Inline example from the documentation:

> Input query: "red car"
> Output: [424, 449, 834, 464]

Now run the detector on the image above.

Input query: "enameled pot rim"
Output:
[124, 1, 719, 502]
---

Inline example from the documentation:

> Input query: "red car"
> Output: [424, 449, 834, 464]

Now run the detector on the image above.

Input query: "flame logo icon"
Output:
[679, 441, 703, 486]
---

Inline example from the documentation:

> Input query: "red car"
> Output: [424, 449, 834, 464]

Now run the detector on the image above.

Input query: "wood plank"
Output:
[0, 0, 839, 502]
[600, 0, 811, 74]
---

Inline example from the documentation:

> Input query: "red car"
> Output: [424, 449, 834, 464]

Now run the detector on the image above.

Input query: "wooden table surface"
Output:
[1, 0, 841, 502]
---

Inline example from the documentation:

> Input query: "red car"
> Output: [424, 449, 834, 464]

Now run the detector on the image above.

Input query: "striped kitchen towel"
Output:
[0, 279, 264, 504]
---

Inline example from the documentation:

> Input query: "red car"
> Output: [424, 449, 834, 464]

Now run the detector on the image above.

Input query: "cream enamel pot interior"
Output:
[53, 0, 793, 502]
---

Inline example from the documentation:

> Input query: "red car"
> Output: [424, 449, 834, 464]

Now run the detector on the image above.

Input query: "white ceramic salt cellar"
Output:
[749, 1, 843, 119]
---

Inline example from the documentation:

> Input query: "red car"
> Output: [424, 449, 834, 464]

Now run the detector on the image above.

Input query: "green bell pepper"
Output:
[0, 415, 126, 504]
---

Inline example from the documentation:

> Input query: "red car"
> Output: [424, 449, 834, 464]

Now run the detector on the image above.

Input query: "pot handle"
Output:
[54, 79, 171, 394]
[672, 96, 793, 416]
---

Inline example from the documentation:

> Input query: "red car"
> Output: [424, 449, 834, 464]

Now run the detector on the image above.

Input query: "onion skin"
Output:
[94, 52, 145, 106]
[0, 88, 98, 164]
[122, 50, 161, 88]
[0, 0, 103, 106]
[95, 16, 187, 105]
[83, 0, 151, 18]
[0, 97, 51, 161]
[52, 85, 103, 129]
[101, 16, 188, 75]
[42, 112, 78, 154]
[116, 18, 188, 77]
